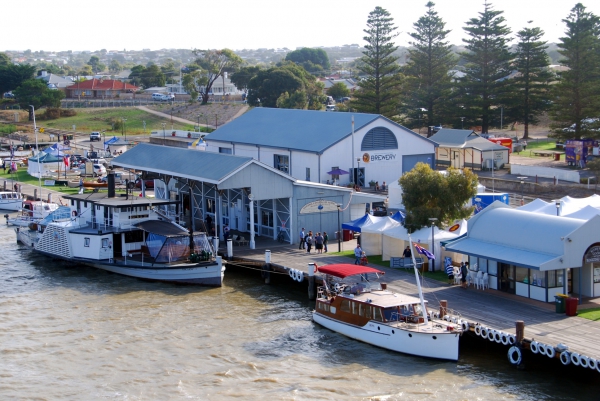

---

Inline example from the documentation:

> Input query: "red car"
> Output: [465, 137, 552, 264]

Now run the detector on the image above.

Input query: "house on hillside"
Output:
[203, 108, 436, 187]
[430, 128, 510, 170]
[65, 79, 138, 99]
[36, 71, 74, 89]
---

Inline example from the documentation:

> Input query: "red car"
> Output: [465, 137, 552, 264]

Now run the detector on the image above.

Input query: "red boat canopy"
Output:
[318, 264, 384, 278]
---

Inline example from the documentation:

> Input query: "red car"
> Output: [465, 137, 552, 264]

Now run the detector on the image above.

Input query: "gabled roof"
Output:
[431, 129, 509, 151]
[205, 108, 433, 153]
[66, 79, 138, 91]
[111, 143, 254, 183]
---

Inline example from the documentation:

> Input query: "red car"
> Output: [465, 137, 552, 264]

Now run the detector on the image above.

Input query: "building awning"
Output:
[445, 237, 560, 270]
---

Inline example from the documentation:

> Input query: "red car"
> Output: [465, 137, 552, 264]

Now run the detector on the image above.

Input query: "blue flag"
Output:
[413, 243, 435, 260]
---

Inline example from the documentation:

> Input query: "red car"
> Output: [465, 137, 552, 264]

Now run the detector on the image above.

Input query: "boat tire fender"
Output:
[571, 352, 581, 366]
[487, 329, 495, 342]
[480, 326, 488, 339]
[508, 346, 522, 365]
[539, 343, 547, 356]
[474, 325, 481, 336]
[461, 321, 469, 331]
[546, 344, 556, 359]
[560, 351, 571, 366]
[530, 341, 539, 354]
[494, 331, 502, 343]
[296, 270, 303, 283]
[501, 332, 510, 345]
[289, 269, 294, 279]
[580, 355, 590, 368]
[508, 335, 517, 345]
[588, 358, 598, 371]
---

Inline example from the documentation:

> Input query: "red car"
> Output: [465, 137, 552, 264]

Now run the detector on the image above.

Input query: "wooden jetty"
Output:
[223, 237, 600, 371]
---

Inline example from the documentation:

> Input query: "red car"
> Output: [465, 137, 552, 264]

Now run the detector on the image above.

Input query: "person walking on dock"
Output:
[299, 228, 306, 250]
[460, 262, 468, 289]
[306, 231, 313, 253]
[323, 232, 329, 253]
[354, 244, 362, 265]
[315, 232, 324, 254]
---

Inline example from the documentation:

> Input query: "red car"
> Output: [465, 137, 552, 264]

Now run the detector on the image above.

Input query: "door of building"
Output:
[353, 167, 365, 187]
[499, 263, 515, 294]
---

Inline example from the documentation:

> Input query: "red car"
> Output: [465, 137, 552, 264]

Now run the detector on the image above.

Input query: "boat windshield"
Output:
[40, 206, 72, 224]
[146, 232, 213, 263]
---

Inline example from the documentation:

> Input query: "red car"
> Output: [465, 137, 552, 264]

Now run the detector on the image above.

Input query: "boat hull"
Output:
[313, 312, 460, 361]
[0, 199, 23, 211]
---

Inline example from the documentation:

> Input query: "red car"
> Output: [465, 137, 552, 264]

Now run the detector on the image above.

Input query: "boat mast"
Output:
[408, 234, 429, 323]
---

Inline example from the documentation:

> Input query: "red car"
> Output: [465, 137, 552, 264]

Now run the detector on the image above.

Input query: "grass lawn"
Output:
[329, 251, 450, 284]
[576, 307, 600, 321]
[514, 138, 565, 160]
[40, 108, 194, 136]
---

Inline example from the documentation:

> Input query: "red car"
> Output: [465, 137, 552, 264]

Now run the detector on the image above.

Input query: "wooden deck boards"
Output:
[227, 241, 600, 360]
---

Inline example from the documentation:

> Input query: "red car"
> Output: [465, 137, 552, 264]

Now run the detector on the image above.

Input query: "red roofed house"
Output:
[65, 79, 138, 99]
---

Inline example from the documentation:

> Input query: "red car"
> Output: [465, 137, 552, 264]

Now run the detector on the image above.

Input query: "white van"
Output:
[152, 93, 167, 101]
[326, 105, 336, 112]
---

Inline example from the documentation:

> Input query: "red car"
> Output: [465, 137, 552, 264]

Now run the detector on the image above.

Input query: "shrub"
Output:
[41, 108, 77, 120]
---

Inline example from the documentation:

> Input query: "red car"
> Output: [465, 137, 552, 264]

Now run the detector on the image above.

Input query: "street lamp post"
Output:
[555, 200, 561, 216]
[428, 217, 438, 271]
[518, 176, 527, 206]
[460, 117, 465, 130]
[162, 123, 166, 145]
[337, 204, 342, 252]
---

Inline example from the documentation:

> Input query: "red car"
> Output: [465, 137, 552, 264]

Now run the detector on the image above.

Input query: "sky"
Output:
[5, 0, 600, 52]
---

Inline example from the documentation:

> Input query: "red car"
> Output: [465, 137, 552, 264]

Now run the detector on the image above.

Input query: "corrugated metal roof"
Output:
[111, 143, 253, 183]
[431, 129, 509, 151]
[205, 108, 428, 153]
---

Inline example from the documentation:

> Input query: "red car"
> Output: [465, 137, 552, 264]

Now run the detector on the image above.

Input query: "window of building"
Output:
[274, 154, 289, 173]
[361, 127, 398, 151]
[101, 238, 109, 248]
[84, 238, 90, 247]
[219, 147, 232, 154]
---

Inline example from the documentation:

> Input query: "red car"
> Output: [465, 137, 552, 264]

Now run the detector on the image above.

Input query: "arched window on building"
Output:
[361, 127, 398, 151]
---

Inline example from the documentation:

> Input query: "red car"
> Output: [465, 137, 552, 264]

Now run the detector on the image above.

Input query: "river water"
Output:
[1, 222, 599, 400]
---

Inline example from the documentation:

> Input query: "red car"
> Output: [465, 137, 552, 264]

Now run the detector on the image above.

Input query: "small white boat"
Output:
[0, 191, 23, 211]
[6, 200, 60, 227]
[313, 243, 463, 361]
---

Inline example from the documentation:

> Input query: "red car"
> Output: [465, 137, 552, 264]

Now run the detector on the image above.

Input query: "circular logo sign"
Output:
[362, 153, 370, 163]
[449, 223, 460, 232]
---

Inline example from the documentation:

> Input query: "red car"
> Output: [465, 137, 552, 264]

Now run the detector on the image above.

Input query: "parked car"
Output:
[152, 93, 170, 101]
[134, 178, 155, 189]
[3, 92, 15, 99]
[90, 132, 101, 141]
[98, 171, 136, 185]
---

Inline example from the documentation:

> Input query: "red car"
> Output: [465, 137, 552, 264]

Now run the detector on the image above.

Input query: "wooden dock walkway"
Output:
[226, 240, 600, 363]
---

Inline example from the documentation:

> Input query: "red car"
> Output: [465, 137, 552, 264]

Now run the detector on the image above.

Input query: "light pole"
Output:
[428, 217, 438, 271]
[162, 123, 166, 145]
[460, 117, 465, 130]
[555, 200, 561, 216]
[337, 204, 342, 252]
[356, 157, 361, 187]
[29, 105, 42, 199]
[197, 114, 201, 132]
[518, 176, 527, 206]
[351, 115, 355, 184]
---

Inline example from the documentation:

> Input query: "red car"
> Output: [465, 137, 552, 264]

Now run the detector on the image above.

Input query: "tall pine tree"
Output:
[402, 2, 457, 135]
[550, 3, 600, 140]
[509, 24, 553, 139]
[460, 1, 513, 134]
[351, 6, 403, 118]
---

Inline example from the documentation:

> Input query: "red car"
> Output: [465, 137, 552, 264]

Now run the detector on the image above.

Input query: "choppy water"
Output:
[0, 220, 599, 400]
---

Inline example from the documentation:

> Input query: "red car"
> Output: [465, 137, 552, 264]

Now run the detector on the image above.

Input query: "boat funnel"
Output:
[107, 172, 116, 198]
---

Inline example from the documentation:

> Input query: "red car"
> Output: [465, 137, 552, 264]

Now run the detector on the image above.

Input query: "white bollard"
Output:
[308, 262, 315, 276]
[227, 239, 233, 258]
[213, 236, 219, 253]
[265, 250, 271, 264]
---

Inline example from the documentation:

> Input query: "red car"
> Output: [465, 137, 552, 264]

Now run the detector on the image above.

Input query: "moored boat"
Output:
[6, 199, 60, 226]
[313, 260, 462, 361]
[15, 190, 224, 286]
[0, 191, 24, 211]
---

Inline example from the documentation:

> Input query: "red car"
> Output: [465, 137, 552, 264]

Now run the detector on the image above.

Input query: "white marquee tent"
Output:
[360, 217, 402, 257]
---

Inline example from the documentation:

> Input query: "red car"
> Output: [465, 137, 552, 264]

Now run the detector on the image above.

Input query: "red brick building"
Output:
[65, 79, 138, 98]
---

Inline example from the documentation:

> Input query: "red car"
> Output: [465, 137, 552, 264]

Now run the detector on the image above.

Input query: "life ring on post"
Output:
[72, 211, 78, 217]
[508, 346, 522, 365]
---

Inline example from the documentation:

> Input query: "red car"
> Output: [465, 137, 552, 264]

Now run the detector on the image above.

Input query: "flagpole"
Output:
[408, 234, 429, 323]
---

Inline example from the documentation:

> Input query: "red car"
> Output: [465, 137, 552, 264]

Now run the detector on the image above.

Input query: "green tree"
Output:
[128, 65, 146, 86]
[550, 3, 600, 139]
[230, 66, 261, 93]
[79, 65, 93, 76]
[192, 49, 243, 104]
[402, 2, 457, 133]
[142, 64, 166, 88]
[87, 56, 105, 74]
[509, 24, 554, 139]
[0, 52, 11, 66]
[327, 82, 350, 99]
[108, 60, 122, 74]
[276, 90, 308, 109]
[0, 63, 37, 98]
[285, 48, 331, 73]
[460, 1, 513, 134]
[399, 163, 478, 231]
[13, 79, 64, 120]
[351, 6, 403, 118]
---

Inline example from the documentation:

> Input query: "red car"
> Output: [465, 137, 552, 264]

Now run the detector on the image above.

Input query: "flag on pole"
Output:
[63, 155, 69, 168]
[413, 243, 435, 260]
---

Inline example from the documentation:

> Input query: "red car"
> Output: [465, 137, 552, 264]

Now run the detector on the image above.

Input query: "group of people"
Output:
[299, 228, 328, 254]
[444, 260, 471, 288]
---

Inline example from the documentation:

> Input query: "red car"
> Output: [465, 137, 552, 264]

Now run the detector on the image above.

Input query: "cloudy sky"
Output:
[6, 0, 600, 51]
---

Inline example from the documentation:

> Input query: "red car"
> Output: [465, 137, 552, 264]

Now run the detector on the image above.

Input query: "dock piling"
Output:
[308, 263, 316, 300]
[516, 320, 525, 343]
[227, 239, 233, 259]
[264, 250, 271, 284]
